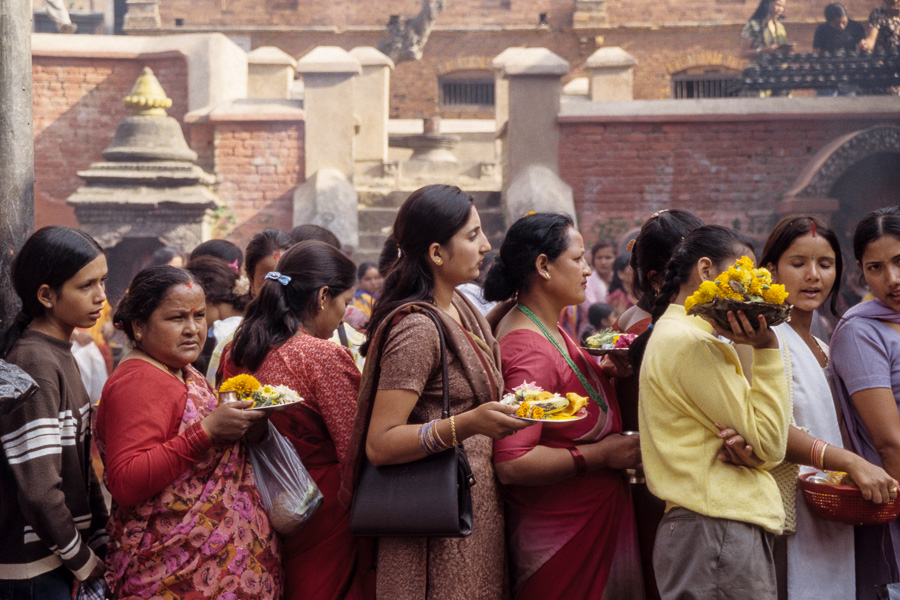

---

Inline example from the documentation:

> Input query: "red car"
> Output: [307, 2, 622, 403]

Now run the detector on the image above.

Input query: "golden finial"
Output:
[123, 67, 173, 116]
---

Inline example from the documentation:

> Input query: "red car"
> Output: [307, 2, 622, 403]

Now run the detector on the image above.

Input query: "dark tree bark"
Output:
[0, 2, 35, 326]
[378, 0, 445, 64]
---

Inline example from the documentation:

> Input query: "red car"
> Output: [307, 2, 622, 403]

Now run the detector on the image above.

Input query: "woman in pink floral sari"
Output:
[95, 266, 282, 600]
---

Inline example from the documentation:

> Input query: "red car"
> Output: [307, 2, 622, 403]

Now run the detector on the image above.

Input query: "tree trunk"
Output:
[0, 3, 35, 326]
[378, 0, 445, 64]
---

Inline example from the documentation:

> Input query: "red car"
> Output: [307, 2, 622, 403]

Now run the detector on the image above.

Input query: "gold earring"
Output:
[434, 258, 442, 266]
[319, 304, 324, 311]
[136, 333, 142, 341]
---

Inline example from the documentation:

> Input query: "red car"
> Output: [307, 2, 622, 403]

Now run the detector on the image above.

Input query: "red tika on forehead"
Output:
[810, 221, 817, 238]
[185, 281, 193, 289]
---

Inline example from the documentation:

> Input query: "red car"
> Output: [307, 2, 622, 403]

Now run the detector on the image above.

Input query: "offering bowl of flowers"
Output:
[583, 328, 636, 356]
[219, 374, 304, 411]
[684, 256, 792, 330]
[500, 381, 589, 424]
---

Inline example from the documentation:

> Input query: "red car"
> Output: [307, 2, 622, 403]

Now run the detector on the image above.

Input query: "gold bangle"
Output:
[450, 415, 458, 447]
[820, 443, 828, 472]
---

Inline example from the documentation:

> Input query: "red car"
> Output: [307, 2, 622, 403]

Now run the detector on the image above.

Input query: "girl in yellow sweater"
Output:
[633, 225, 791, 600]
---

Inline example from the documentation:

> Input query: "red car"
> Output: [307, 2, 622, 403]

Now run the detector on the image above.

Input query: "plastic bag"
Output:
[248, 422, 323, 537]
[73, 577, 108, 600]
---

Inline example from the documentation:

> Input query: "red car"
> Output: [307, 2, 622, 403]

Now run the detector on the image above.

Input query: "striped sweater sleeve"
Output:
[0, 374, 99, 579]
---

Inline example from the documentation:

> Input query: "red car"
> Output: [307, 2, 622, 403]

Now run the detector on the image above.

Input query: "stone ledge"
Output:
[559, 96, 900, 123]
[185, 99, 305, 123]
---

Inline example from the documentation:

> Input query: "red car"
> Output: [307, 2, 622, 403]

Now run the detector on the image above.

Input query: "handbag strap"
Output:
[419, 308, 451, 419]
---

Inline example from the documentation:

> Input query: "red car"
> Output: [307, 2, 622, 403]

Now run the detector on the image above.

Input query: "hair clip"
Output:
[650, 209, 669, 218]
[523, 210, 536, 217]
[625, 239, 636, 252]
[114, 321, 124, 330]
[265, 271, 291, 286]
[647, 323, 654, 330]
[273, 251, 281, 261]
[397, 246, 403, 259]
[232, 275, 250, 296]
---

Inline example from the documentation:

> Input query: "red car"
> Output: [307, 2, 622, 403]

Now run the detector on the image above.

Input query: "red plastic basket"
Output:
[799, 472, 900, 526]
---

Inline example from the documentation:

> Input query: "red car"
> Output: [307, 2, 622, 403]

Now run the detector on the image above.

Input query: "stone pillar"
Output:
[248, 47, 297, 99]
[498, 48, 575, 221]
[0, 0, 34, 324]
[295, 46, 361, 180]
[349, 47, 394, 165]
[491, 47, 524, 134]
[586, 47, 638, 102]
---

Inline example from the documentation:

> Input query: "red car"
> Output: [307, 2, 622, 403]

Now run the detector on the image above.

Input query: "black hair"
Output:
[0, 226, 103, 358]
[363, 185, 474, 355]
[482, 212, 575, 302]
[289, 224, 342, 249]
[231, 240, 356, 371]
[357, 261, 377, 281]
[853, 206, 900, 262]
[189, 239, 243, 270]
[588, 302, 614, 328]
[608, 254, 631, 295]
[244, 229, 292, 289]
[184, 255, 251, 312]
[377, 235, 400, 277]
[147, 246, 183, 268]
[630, 225, 755, 371]
[824, 2, 847, 21]
[113, 266, 200, 342]
[750, 0, 781, 23]
[631, 209, 704, 312]
[760, 215, 843, 316]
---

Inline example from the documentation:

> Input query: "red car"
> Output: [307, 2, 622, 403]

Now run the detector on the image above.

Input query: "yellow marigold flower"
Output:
[531, 407, 544, 420]
[752, 267, 772, 285]
[698, 280, 718, 300]
[220, 374, 261, 398]
[736, 256, 755, 270]
[516, 405, 528, 418]
[684, 296, 697, 312]
[762, 284, 789, 304]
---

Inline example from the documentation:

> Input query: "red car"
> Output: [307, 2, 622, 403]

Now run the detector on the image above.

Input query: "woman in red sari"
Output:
[230, 240, 374, 600]
[95, 266, 281, 600]
[482, 212, 643, 600]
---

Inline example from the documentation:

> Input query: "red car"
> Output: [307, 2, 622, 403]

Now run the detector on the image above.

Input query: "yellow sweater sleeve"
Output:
[676, 342, 790, 463]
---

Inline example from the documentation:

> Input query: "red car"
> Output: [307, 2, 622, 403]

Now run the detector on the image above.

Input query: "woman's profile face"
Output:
[133, 283, 207, 370]
[546, 228, 592, 307]
[769, 233, 836, 314]
[860, 235, 900, 312]
[773, 0, 786, 17]
[438, 207, 491, 287]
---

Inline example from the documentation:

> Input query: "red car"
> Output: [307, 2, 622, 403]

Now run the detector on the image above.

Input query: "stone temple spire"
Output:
[124, 67, 173, 116]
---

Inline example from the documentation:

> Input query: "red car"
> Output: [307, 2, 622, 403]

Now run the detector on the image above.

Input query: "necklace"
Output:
[516, 304, 608, 412]
[790, 323, 829, 368]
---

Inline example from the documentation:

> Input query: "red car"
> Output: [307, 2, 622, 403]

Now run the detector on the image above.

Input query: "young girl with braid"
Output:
[633, 225, 791, 600]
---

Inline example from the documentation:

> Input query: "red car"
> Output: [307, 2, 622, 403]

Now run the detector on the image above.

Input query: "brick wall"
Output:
[209, 120, 304, 249]
[156, 0, 574, 29]
[558, 110, 900, 247]
[32, 53, 189, 229]
[151, 0, 875, 28]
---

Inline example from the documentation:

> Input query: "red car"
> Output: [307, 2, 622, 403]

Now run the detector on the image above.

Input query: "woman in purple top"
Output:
[831, 206, 900, 600]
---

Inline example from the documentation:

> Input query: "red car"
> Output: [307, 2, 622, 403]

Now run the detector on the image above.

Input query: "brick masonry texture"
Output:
[210, 120, 304, 249]
[153, 0, 875, 29]
[558, 116, 899, 248]
[32, 55, 189, 229]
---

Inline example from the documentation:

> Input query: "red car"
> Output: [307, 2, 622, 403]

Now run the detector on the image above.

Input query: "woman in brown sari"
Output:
[341, 184, 528, 600]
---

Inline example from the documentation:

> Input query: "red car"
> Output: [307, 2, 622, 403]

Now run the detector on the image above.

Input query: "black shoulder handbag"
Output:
[350, 308, 477, 537]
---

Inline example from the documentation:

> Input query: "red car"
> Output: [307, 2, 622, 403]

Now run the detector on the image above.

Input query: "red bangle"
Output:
[568, 446, 587, 475]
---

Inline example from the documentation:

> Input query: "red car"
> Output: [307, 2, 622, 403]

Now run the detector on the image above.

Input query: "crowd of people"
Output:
[4, 192, 900, 600]
[740, 0, 900, 95]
